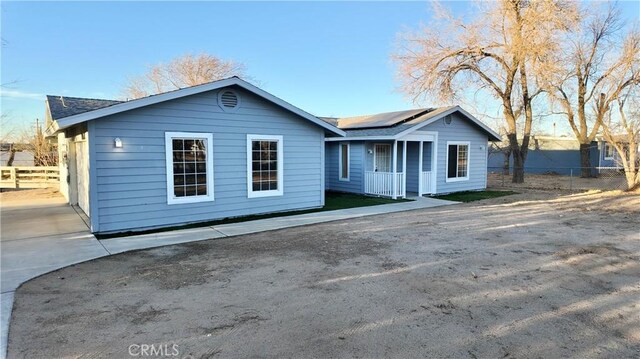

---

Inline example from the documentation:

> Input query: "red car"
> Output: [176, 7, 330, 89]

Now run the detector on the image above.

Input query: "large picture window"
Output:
[339, 142, 350, 181]
[247, 134, 283, 198]
[165, 132, 214, 204]
[446, 142, 470, 181]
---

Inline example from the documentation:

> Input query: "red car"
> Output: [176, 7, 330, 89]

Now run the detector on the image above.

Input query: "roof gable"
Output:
[324, 106, 500, 141]
[45, 77, 344, 137]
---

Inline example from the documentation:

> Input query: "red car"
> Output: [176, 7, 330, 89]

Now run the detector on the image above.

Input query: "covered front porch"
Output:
[363, 132, 437, 199]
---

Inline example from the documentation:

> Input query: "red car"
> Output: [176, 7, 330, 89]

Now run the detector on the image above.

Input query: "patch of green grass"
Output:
[434, 190, 518, 203]
[97, 191, 410, 239]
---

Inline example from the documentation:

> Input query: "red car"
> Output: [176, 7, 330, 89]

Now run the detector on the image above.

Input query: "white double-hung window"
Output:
[247, 134, 283, 198]
[165, 132, 214, 204]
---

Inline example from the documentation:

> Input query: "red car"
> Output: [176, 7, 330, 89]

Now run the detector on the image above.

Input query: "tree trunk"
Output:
[502, 150, 511, 175]
[512, 151, 525, 183]
[7, 145, 15, 166]
[507, 133, 527, 183]
[579, 143, 593, 178]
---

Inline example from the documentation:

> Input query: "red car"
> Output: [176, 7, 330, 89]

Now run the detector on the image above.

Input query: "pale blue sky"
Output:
[1, 1, 639, 135]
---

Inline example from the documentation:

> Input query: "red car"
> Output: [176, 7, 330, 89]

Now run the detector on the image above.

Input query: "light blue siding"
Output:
[421, 113, 489, 194]
[325, 141, 364, 193]
[91, 86, 325, 233]
[487, 141, 600, 175]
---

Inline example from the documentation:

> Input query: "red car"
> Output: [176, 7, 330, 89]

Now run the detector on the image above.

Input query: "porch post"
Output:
[392, 140, 398, 199]
[402, 141, 407, 198]
[418, 141, 424, 196]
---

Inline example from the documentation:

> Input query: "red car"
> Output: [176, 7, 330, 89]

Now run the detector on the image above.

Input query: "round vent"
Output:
[218, 90, 240, 111]
[443, 115, 453, 125]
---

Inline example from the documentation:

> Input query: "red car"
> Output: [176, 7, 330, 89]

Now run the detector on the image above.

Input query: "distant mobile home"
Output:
[44, 77, 499, 234]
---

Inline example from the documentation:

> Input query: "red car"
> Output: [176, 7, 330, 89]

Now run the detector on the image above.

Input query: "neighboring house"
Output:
[322, 107, 501, 198]
[44, 77, 344, 234]
[596, 137, 638, 169]
[487, 136, 599, 175]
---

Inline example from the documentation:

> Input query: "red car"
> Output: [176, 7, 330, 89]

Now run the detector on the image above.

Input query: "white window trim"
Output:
[339, 142, 350, 181]
[247, 134, 284, 198]
[603, 142, 614, 160]
[165, 132, 215, 205]
[445, 141, 470, 183]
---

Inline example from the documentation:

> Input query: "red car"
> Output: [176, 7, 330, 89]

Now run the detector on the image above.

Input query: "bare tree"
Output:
[18, 119, 57, 167]
[544, 4, 640, 177]
[600, 66, 640, 190]
[123, 53, 247, 99]
[394, 0, 576, 182]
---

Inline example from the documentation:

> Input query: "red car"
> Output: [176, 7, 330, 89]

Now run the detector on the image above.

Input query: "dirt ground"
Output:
[8, 189, 640, 358]
[488, 172, 629, 192]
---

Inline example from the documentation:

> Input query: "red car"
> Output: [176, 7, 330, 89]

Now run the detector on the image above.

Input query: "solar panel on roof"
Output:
[337, 108, 431, 129]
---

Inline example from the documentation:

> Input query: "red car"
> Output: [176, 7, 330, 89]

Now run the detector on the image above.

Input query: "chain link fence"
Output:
[488, 166, 631, 192]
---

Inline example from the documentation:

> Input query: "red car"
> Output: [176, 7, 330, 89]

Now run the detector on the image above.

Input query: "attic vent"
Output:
[443, 115, 453, 125]
[218, 90, 240, 111]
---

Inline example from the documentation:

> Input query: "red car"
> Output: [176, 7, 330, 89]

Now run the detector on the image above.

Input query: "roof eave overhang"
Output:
[51, 78, 345, 137]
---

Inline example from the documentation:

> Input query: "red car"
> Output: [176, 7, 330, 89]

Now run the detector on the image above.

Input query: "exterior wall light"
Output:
[114, 138, 123, 148]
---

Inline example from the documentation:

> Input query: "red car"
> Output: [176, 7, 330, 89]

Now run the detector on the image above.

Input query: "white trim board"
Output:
[445, 141, 471, 183]
[165, 132, 215, 205]
[246, 134, 284, 198]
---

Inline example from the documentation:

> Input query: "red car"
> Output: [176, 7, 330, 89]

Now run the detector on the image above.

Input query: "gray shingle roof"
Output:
[46, 95, 122, 121]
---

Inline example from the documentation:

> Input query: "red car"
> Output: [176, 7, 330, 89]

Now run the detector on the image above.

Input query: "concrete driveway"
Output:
[0, 192, 107, 359]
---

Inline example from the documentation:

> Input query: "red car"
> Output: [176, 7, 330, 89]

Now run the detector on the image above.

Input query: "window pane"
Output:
[341, 144, 349, 178]
[174, 174, 184, 185]
[185, 185, 197, 196]
[457, 145, 468, 177]
[171, 137, 209, 198]
[250, 140, 280, 192]
[447, 145, 458, 178]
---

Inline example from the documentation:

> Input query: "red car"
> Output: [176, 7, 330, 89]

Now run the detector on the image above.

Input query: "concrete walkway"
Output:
[0, 195, 455, 358]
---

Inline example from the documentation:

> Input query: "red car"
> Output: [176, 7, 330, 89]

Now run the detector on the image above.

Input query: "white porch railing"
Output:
[420, 171, 432, 194]
[364, 171, 405, 198]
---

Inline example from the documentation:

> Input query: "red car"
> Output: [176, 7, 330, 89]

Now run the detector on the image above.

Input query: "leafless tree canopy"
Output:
[394, 0, 578, 183]
[123, 53, 247, 99]
[601, 73, 640, 190]
[542, 3, 640, 176]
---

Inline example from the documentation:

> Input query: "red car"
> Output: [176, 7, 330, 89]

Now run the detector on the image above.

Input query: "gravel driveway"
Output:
[8, 190, 640, 358]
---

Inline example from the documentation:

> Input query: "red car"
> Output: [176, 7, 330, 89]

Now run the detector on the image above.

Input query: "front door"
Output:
[374, 144, 392, 172]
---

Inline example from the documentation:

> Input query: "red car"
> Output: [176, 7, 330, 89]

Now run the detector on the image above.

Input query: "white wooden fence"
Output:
[364, 171, 405, 198]
[0, 166, 60, 189]
[420, 171, 432, 194]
